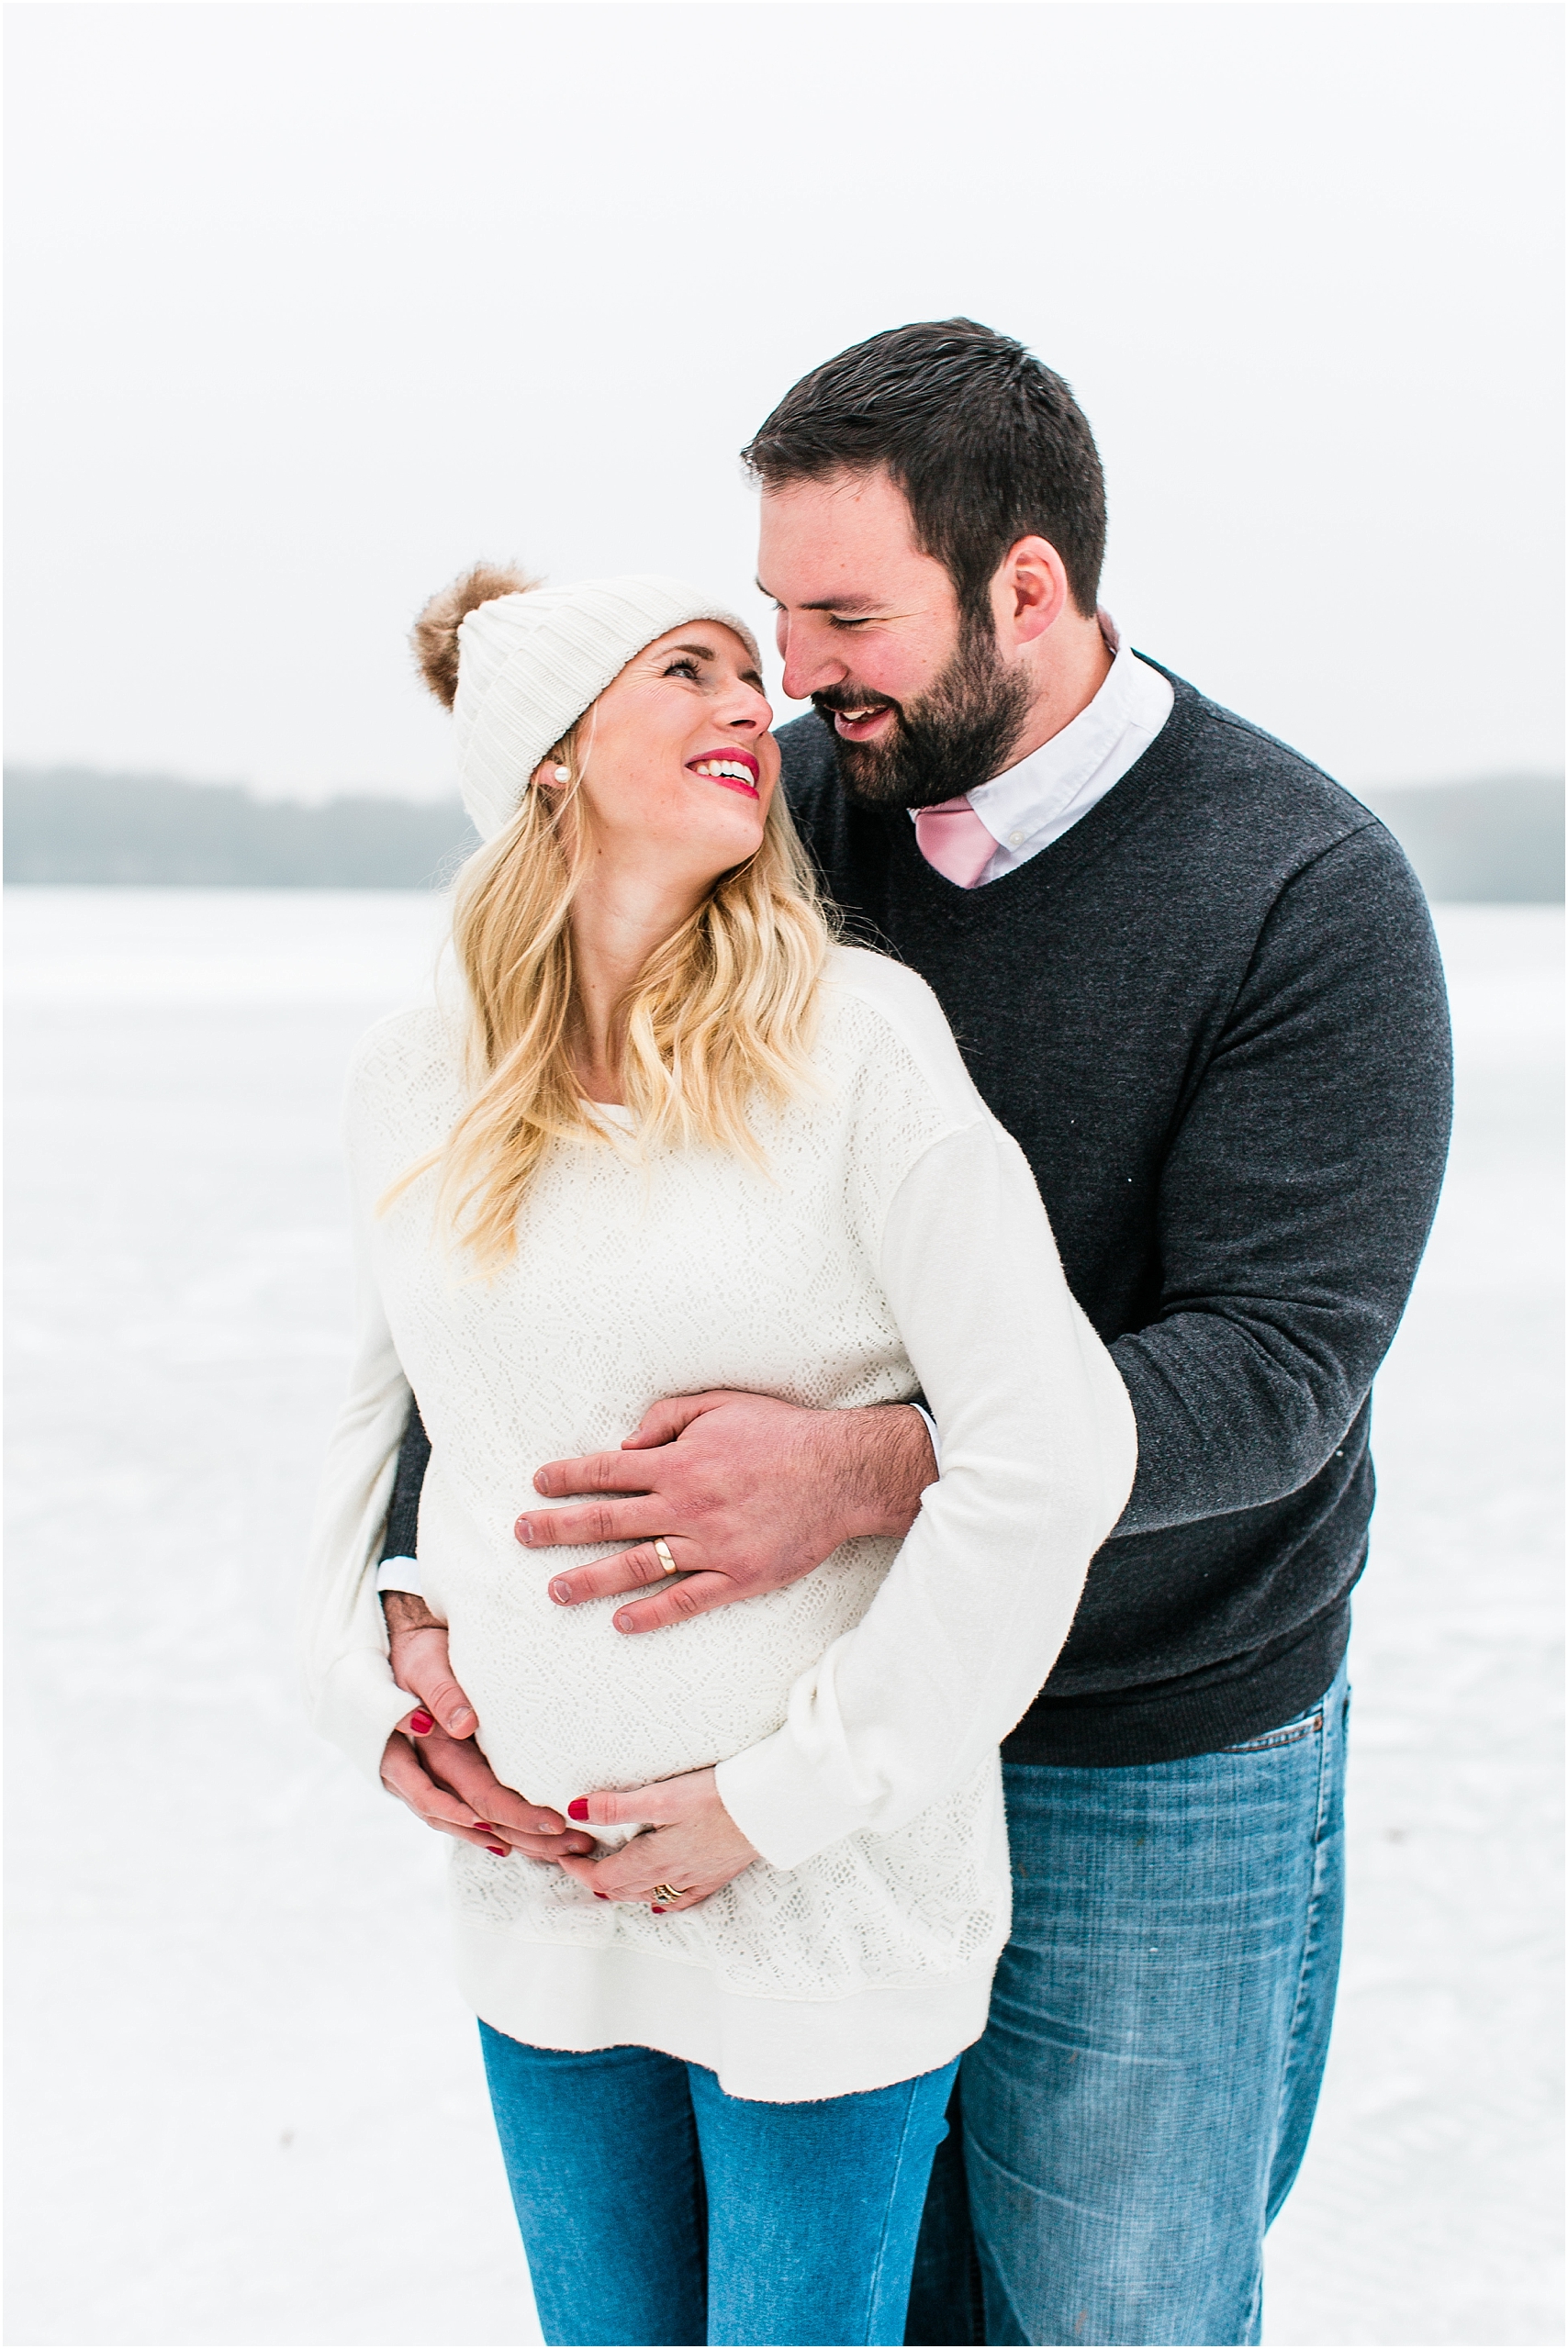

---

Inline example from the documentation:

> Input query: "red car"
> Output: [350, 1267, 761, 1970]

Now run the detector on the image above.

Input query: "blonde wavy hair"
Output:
[387, 565, 834, 1271]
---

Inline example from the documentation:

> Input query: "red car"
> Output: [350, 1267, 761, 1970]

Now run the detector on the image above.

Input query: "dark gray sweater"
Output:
[384, 664, 1451, 1766]
[777, 668, 1451, 1762]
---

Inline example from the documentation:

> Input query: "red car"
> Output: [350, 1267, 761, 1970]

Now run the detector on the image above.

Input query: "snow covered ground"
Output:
[6, 888, 1562, 2349]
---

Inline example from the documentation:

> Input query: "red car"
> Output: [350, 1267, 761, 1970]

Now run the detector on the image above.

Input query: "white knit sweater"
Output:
[301, 946, 1136, 2101]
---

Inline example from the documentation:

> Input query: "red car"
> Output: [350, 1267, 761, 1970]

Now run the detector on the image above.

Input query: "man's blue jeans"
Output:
[907, 1659, 1350, 2347]
[479, 2025, 959, 2345]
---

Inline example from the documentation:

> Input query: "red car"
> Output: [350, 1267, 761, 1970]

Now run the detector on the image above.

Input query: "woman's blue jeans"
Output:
[906, 1659, 1350, 2346]
[479, 2024, 960, 2345]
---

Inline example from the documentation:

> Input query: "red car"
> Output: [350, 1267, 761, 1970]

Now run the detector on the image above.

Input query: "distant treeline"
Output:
[4, 768, 480, 889]
[3, 764, 1563, 902]
[1356, 775, 1562, 904]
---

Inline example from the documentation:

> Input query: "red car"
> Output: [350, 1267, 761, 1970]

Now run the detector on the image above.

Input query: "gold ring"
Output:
[654, 1538, 678, 1574]
[652, 1883, 682, 1905]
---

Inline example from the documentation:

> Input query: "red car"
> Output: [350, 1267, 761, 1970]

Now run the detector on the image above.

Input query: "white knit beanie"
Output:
[453, 575, 763, 843]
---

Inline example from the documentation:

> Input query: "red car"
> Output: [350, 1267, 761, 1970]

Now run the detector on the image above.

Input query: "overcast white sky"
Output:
[6, 1, 1562, 801]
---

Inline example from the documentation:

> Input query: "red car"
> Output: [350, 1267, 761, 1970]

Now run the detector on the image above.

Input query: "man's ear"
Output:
[991, 536, 1070, 648]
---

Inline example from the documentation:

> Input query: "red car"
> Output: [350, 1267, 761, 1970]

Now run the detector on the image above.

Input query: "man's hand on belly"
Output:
[556, 1768, 759, 1912]
[517, 1391, 937, 1635]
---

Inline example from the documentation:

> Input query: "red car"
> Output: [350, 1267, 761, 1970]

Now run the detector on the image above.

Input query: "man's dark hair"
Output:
[742, 319, 1106, 624]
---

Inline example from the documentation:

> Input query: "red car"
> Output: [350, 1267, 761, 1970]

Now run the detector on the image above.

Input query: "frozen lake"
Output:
[6, 888, 1562, 2347]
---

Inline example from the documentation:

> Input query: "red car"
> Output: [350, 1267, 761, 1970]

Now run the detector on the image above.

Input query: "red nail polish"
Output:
[651, 1905, 666, 1914]
[486, 1842, 509, 1856]
[409, 1710, 434, 1735]
[474, 1823, 499, 1833]
[593, 1891, 609, 1900]
[567, 1799, 589, 1821]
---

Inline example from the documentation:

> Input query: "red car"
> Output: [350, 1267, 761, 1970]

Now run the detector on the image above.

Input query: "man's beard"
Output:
[814, 621, 1032, 811]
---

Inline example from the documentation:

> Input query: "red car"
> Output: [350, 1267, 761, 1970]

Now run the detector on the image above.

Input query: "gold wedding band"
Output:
[652, 1883, 682, 1905]
[654, 1538, 678, 1575]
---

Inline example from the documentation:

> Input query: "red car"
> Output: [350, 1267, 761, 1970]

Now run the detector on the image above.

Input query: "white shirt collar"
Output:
[962, 612, 1170, 852]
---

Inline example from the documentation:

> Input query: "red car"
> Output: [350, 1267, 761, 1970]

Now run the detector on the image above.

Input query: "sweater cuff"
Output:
[315, 1647, 415, 1792]
[715, 1730, 873, 1873]
[908, 1403, 941, 1470]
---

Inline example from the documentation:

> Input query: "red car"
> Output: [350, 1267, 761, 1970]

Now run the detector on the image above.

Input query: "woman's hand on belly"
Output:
[381, 1719, 598, 1864]
[555, 1768, 759, 1913]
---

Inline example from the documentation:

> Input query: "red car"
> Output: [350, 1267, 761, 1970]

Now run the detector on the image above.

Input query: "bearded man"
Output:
[370, 321, 1452, 2346]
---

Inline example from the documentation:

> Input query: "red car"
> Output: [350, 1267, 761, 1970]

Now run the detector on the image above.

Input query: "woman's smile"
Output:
[687, 748, 761, 799]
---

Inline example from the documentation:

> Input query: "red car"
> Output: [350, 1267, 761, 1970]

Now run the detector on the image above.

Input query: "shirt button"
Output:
[1009, 830, 1026, 847]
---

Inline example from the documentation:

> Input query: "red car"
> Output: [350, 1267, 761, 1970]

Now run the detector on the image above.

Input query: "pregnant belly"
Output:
[429, 1527, 898, 1820]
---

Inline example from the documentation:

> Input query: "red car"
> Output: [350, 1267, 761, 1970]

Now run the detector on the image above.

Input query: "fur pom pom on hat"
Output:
[412, 565, 763, 844]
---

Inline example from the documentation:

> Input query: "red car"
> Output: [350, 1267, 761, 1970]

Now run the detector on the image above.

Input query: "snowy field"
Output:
[6, 887, 1562, 2349]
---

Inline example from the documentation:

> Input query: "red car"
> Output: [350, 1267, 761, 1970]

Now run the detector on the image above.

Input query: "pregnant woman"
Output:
[300, 564, 1136, 2347]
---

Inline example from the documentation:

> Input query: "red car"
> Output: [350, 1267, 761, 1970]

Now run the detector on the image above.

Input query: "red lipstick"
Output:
[686, 748, 761, 798]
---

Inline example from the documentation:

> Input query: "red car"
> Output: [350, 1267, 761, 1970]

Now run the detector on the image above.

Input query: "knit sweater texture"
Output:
[779, 667, 1452, 1764]
[302, 947, 1136, 2097]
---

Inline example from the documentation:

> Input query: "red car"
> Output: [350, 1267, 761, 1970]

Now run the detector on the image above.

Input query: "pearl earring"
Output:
[553, 765, 571, 782]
